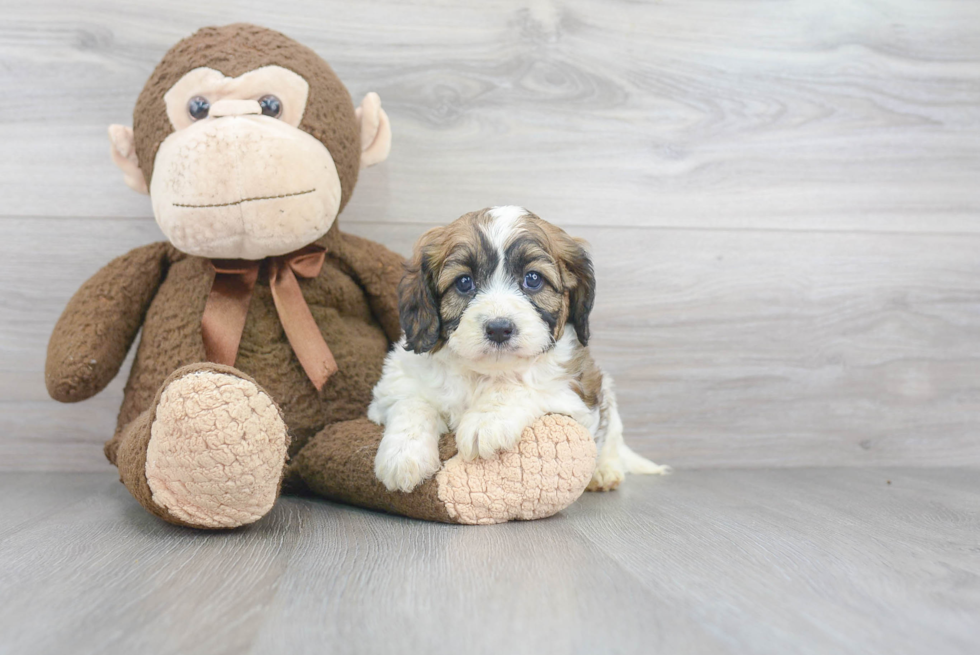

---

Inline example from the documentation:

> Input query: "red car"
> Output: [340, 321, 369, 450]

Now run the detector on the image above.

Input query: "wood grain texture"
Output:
[3, 0, 980, 231]
[1, 0, 979, 470]
[4, 217, 978, 470]
[0, 470, 977, 654]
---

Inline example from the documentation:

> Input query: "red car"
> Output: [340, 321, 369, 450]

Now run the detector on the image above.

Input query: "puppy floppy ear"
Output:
[559, 236, 596, 345]
[398, 227, 443, 353]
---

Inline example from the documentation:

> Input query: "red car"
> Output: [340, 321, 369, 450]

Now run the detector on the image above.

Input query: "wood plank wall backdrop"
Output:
[1, 0, 979, 471]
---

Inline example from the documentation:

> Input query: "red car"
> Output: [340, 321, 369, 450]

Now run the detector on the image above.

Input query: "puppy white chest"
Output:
[440, 358, 596, 436]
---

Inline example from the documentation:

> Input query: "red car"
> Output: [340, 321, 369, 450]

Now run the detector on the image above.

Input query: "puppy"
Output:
[368, 206, 669, 493]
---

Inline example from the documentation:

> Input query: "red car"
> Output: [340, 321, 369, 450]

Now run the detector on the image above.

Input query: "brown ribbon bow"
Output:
[202, 244, 338, 391]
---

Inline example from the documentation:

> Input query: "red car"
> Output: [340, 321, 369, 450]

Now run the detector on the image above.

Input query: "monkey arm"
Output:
[334, 232, 405, 343]
[46, 242, 171, 403]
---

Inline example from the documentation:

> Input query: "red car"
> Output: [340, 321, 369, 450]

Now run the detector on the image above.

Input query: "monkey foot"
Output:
[434, 414, 597, 525]
[144, 367, 288, 529]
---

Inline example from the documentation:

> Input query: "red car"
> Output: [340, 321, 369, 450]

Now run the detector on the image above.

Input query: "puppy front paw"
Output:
[374, 429, 441, 492]
[586, 459, 625, 492]
[455, 411, 527, 461]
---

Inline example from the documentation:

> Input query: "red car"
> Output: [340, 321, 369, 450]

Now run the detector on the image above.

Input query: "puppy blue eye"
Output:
[455, 275, 474, 293]
[187, 96, 210, 120]
[523, 271, 543, 291]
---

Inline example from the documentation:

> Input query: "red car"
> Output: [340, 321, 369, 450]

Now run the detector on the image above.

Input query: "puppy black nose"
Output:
[485, 318, 516, 344]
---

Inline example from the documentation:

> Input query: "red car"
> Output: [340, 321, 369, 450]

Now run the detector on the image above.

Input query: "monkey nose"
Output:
[209, 99, 262, 118]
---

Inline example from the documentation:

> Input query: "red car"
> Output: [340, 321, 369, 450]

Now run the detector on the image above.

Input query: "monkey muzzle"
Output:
[150, 115, 343, 260]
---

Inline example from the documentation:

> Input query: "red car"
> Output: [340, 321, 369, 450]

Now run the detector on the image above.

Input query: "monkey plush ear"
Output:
[355, 92, 392, 169]
[108, 125, 149, 195]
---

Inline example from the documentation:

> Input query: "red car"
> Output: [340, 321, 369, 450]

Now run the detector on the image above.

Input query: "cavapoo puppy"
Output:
[368, 206, 669, 492]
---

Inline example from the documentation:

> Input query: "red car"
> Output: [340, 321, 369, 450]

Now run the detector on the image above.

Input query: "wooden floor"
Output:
[1, 470, 977, 655]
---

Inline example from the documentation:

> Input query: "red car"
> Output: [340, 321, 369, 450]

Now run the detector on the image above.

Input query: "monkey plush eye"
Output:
[187, 96, 210, 120]
[523, 271, 544, 291]
[455, 275, 475, 294]
[258, 95, 283, 118]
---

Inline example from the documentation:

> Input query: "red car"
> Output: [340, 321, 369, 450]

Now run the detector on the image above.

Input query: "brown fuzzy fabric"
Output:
[133, 24, 361, 212]
[96, 223, 404, 467]
[46, 242, 170, 403]
[286, 418, 458, 523]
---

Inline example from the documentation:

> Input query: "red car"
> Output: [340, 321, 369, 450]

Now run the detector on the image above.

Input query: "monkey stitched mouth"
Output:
[173, 188, 316, 208]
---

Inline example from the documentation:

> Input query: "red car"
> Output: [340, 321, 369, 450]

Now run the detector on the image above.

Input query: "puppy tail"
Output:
[599, 372, 671, 476]
[618, 442, 671, 476]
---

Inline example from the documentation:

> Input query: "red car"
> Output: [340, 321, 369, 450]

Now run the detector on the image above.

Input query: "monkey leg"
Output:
[286, 414, 597, 525]
[105, 363, 289, 529]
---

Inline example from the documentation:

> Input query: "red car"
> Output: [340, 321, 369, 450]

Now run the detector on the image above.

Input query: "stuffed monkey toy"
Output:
[45, 24, 596, 528]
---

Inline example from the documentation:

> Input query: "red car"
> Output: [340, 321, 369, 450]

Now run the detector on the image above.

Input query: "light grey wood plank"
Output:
[0, 473, 103, 541]
[0, 473, 308, 655]
[4, 217, 978, 471]
[247, 489, 724, 655]
[0, 470, 977, 654]
[0, 0, 979, 232]
[569, 468, 980, 655]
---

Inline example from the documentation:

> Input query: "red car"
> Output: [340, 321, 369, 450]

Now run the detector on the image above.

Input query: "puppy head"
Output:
[398, 206, 595, 361]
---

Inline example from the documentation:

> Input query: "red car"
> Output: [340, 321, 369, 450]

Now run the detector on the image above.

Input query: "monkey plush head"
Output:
[108, 24, 391, 260]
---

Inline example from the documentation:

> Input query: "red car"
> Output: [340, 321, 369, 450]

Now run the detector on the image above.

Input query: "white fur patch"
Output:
[485, 205, 527, 248]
